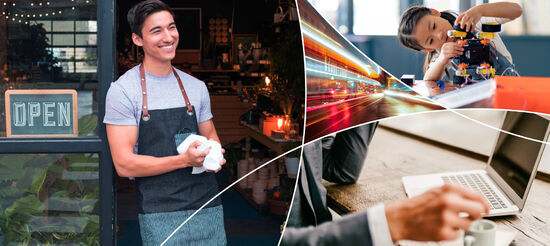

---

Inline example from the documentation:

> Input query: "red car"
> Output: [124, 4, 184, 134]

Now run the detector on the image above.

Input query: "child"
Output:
[397, 2, 522, 81]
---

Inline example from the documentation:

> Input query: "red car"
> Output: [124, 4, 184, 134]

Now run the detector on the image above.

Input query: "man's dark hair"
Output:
[127, 0, 175, 37]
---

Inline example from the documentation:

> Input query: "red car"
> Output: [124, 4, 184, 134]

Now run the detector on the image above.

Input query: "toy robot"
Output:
[447, 22, 501, 84]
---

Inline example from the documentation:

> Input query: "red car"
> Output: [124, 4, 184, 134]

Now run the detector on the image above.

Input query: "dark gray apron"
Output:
[135, 64, 225, 245]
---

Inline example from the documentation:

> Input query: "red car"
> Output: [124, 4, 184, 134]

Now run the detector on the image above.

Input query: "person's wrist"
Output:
[474, 4, 485, 16]
[384, 201, 407, 242]
[177, 152, 190, 168]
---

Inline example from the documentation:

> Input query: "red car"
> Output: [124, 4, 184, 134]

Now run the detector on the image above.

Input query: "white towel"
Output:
[176, 134, 223, 174]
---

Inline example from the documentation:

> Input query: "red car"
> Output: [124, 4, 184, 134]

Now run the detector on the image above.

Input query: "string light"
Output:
[30, 3, 34, 6]
[12, 2, 15, 6]
[46, 2, 50, 5]
[58, 10, 61, 14]
[72, 6, 75, 10]
[52, 12, 55, 15]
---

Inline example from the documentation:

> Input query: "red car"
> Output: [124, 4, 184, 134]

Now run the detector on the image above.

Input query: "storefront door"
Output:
[0, 0, 115, 245]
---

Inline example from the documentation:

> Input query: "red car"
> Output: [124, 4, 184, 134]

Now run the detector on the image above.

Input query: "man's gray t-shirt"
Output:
[103, 65, 213, 152]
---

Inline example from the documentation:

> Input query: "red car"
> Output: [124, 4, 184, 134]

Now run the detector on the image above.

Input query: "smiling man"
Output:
[103, 0, 226, 245]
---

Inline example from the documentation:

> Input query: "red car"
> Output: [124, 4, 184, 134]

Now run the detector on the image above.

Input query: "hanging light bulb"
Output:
[52, 12, 55, 15]
[25, 21, 28, 24]
[72, 6, 75, 10]
[30, 3, 34, 6]
[58, 10, 62, 14]
[33, 14, 36, 17]
[39, 14, 42, 17]
[46, 2, 50, 5]
[12, 2, 15, 6]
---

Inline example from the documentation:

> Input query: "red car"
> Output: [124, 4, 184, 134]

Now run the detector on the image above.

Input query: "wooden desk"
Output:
[324, 127, 550, 245]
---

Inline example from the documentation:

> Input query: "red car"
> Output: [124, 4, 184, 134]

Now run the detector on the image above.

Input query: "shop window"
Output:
[0, 153, 100, 245]
[0, 0, 98, 138]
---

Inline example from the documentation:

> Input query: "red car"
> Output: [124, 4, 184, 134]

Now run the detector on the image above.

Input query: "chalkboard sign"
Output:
[5, 90, 78, 137]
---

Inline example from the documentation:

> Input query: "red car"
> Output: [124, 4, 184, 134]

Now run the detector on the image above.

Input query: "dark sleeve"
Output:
[280, 211, 373, 246]
[321, 123, 377, 184]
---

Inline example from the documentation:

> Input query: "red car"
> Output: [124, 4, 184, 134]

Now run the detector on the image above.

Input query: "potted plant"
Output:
[268, 22, 304, 127]
[202, 34, 216, 68]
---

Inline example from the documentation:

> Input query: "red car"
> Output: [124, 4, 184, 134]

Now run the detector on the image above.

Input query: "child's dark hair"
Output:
[397, 6, 455, 76]
[127, 0, 174, 37]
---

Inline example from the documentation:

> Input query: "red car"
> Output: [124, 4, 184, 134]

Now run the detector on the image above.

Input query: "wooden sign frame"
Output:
[5, 89, 78, 137]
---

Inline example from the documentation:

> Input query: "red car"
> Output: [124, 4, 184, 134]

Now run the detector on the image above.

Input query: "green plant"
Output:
[0, 153, 100, 245]
[268, 22, 305, 119]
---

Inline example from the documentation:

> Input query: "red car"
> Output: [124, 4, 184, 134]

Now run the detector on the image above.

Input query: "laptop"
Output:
[402, 111, 550, 216]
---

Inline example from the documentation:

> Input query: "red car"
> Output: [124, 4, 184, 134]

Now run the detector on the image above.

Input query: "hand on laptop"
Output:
[384, 184, 490, 242]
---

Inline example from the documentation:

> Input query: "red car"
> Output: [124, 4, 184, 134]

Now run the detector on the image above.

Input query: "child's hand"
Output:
[439, 42, 464, 61]
[455, 5, 483, 32]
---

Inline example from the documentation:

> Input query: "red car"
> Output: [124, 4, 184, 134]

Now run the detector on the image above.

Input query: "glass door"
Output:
[0, 0, 115, 245]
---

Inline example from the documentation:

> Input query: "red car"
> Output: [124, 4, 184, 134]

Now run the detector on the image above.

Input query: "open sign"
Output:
[5, 90, 78, 137]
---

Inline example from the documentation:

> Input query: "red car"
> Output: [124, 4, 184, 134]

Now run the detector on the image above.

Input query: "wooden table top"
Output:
[324, 127, 550, 245]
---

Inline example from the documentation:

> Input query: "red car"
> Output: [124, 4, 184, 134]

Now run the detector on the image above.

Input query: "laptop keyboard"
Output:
[442, 173, 508, 210]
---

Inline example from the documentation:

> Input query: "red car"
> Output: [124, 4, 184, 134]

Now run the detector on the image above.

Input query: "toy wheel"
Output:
[453, 24, 467, 32]
[482, 23, 501, 32]
[453, 75, 467, 84]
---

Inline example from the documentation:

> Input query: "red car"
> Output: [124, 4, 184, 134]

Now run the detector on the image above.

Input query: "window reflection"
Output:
[0, 153, 100, 245]
[0, 0, 98, 137]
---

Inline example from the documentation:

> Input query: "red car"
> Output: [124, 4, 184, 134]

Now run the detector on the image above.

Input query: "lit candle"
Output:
[265, 76, 270, 87]
[277, 118, 283, 130]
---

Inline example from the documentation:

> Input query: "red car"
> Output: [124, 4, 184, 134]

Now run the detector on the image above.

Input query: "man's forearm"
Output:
[113, 152, 189, 178]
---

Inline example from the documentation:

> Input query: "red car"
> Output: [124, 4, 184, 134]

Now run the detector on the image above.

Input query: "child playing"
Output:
[397, 2, 522, 81]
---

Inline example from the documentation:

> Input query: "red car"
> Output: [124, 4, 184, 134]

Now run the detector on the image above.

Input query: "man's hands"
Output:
[385, 184, 489, 242]
[181, 140, 226, 173]
[182, 140, 210, 167]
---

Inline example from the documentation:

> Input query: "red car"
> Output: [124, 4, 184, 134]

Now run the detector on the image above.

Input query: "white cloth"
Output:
[367, 203, 395, 246]
[176, 134, 222, 174]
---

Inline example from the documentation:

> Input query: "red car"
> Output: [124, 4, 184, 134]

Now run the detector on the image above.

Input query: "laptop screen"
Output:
[489, 112, 549, 198]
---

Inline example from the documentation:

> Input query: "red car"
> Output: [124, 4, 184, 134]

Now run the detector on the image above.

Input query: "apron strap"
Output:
[172, 67, 194, 114]
[139, 64, 150, 121]
[139, 64, 195, 121]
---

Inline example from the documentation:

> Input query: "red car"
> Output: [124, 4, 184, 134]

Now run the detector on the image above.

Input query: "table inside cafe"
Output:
[323, 126, 550, 246]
